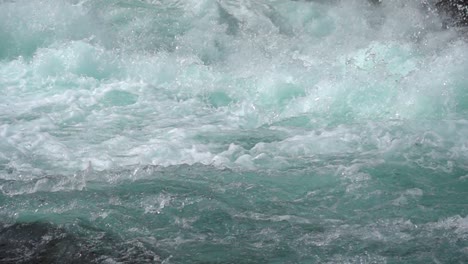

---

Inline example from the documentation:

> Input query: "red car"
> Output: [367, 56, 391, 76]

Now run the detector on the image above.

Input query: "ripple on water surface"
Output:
[0, 0, 467, 263]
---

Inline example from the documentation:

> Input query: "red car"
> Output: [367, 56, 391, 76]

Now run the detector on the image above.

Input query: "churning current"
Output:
[0, 0, 467, 263]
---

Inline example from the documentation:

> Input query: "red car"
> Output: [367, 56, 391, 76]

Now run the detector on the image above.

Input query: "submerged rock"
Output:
[0, 222, 161, 264]
[367, 0, 467, 28]
[0, 222, 94, 264]
[436, 0, 468, 27]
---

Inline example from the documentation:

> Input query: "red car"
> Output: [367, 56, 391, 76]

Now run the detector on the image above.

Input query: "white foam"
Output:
[0, 0, 466, 176]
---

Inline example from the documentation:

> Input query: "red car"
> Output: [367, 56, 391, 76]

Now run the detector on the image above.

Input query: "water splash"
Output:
[0, 0, 467, 263]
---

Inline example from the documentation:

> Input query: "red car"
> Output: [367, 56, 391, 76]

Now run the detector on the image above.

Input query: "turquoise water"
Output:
[0, 0, 467, 263]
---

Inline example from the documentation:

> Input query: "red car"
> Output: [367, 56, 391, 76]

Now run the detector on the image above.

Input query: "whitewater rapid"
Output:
[0, 0, 467, 263]
[0, 0, 466, 174]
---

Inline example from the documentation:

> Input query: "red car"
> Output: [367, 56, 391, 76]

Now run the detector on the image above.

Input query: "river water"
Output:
[0, 0, 467, 263]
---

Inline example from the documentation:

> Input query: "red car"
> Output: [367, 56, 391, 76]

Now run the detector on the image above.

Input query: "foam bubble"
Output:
[0, 0, 466, 174]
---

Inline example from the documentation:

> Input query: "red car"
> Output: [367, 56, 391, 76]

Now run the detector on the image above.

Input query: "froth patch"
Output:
[33, 41, 118, 80]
